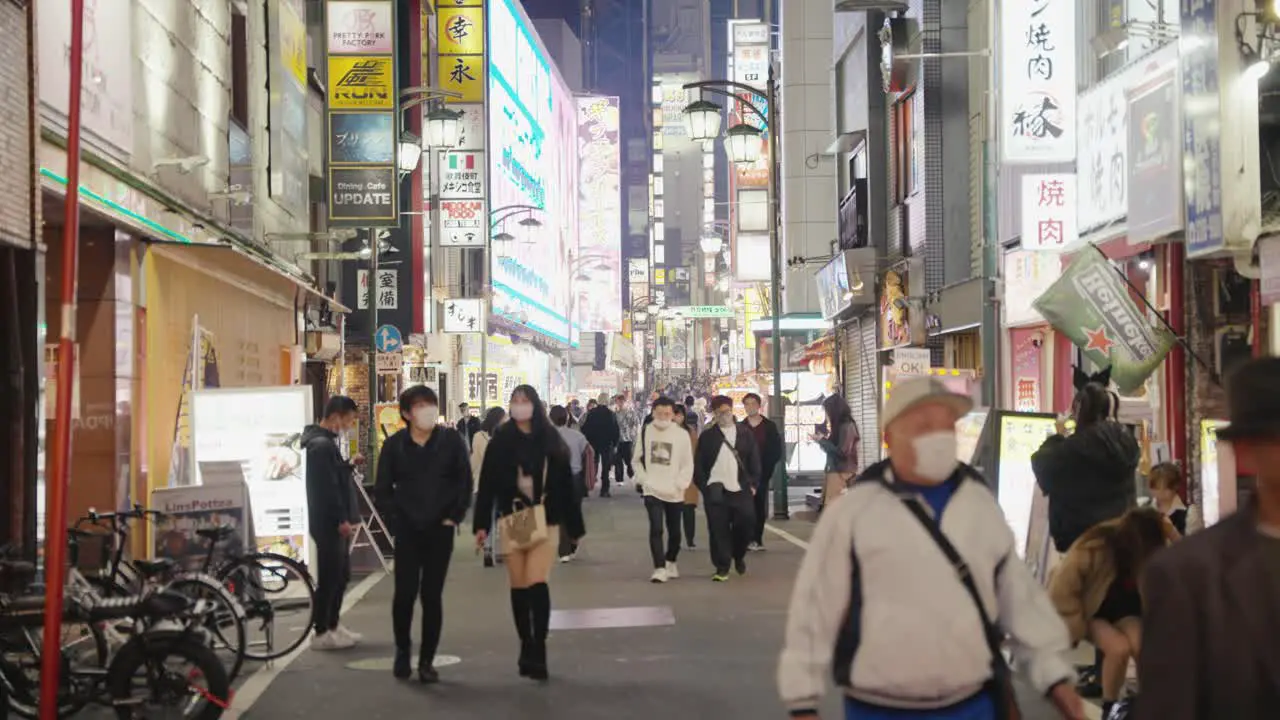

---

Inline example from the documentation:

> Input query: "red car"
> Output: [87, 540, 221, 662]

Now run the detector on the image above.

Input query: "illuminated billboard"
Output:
[487, 0, 578, 344]
[576, 96, 622, 333]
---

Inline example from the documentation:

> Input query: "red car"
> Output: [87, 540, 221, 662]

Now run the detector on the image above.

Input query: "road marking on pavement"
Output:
[346, 655, 462, 671]
[766, 523, 1106, 720]
[764, 523, 809, 549]
[226, 569, 388, 717]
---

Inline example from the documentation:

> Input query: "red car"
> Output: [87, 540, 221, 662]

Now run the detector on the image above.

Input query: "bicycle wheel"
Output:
[217, 553, 315, 661]
[106, 632, 231, 720]
[165, 576, 247, 683]
[2, 621, 108, 719]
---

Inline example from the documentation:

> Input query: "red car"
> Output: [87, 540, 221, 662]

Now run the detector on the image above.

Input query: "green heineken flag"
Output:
[1031, 248, 1175, 394]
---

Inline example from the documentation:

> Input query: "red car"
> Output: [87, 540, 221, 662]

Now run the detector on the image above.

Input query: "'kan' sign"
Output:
[1020, 174, 1077, 251]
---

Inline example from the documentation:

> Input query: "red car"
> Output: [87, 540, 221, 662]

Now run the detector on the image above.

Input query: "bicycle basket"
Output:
[68, 530, 114, 579]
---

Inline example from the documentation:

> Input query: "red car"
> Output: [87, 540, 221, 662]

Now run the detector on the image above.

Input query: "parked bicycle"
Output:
[0, 557, 231, 719]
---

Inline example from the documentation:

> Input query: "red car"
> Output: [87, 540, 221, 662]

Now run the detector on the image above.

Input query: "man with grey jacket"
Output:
[777, 377, 1085, 720]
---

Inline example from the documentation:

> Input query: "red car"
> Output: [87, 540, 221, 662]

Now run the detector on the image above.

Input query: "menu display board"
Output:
[956, 410, 989, 465]
[190, 387, 313, 564]
[1200, 419, 1228, 527]
[971, 411, 1058, 561]
[150, 479, 253, 572]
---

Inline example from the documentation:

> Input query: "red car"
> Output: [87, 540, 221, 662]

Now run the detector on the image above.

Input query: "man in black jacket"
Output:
[303, 396, 363, 650]
[742, 393, 784, 551]
[580, 393, 621, 496]
[694, 395, 762, 581]
[375, 385, 473, 683]
[456, 402, 481, 448]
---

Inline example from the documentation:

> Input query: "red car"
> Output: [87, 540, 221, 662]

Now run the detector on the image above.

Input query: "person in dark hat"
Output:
[1136, 356, 1280, 719]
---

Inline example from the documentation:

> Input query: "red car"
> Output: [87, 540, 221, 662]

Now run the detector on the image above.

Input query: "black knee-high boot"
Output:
[526, 582, 551, 680]
[510, 588, 532, 676]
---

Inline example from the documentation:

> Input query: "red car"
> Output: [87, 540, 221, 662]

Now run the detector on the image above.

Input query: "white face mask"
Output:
[652, 419, 672, 430]
[510, 403, 534, 422]
[910, 431, 959, 483]
[412, 406, 439, 431]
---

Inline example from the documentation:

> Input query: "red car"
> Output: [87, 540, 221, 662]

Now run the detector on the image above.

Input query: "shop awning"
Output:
[148, 241, 352, 314]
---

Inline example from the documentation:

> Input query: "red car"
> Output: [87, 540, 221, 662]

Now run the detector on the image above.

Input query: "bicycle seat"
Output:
[195, 526, 235, 542]
[133, 558, 177, 578]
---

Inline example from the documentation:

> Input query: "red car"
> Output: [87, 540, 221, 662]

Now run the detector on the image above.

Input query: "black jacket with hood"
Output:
[580, 405, 620, 450]
[1031, 421, 1139, 552]
[375, 426, 473, 534]
[302, 425, 361, 535]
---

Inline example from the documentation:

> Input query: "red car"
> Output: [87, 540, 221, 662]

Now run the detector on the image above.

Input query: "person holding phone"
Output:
[815, 395, 860, 510]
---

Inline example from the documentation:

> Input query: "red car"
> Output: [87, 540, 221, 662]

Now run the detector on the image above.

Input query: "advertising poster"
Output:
[1010, 328, 1043, 412]
[167, 324, 221, 488]
[440, 199, 486, 246]
[150, 482, 252, 572]
[190, 387, 313, 564]
[878, 270, 910, 349]
[38, 0, 134, 154]
[488, 0, 576, 344]
[1032, 249, 1175, 393]
[1179, 0, 1225, 257]
[576, 96, 623, 333]
[1126, 60, 1183, 243]
[1200, 419, 1227, 527]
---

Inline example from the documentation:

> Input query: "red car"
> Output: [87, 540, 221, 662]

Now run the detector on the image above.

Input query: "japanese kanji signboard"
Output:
[438, 151, 485, 198]
[356, 268, 399, 310]
[1000, 0, 1076, 163]
[1031, 249, 1175, 394]
[436, 0, 486, 103]
[1020, 174, 1077, 251]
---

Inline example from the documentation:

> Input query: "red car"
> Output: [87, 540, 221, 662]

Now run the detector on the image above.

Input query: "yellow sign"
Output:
[654, 268, 666, 285]
[280, 4, 308, 87]
[437, 55, 484, 103]
[328, 56, 395, 109]
[437, 7, 484, 55]
[436, 0, 483, 6]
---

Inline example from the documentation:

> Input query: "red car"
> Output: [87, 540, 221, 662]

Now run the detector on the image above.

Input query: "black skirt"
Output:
[1095, 576, 1142, 623]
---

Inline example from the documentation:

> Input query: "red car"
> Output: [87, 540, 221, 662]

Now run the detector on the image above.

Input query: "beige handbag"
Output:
[499, 462, 550, 553]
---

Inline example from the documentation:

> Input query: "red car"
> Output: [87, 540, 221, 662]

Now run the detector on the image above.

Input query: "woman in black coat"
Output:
[473, 385, 585, 680]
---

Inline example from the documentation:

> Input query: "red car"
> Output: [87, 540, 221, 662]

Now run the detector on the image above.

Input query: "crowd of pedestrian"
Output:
[298, 356, 1280, 719]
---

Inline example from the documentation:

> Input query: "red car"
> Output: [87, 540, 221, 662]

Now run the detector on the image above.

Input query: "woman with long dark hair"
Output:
[674, 404, 700, 548]
[1032, 367, 1139, 554]
[473, 386, 585, 680]
[1049, 507, 1175, 715]
[814, 393, 859, 509]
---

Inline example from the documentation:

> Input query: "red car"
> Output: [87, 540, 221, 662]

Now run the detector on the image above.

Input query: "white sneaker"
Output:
[559, 553, 575, 563]
[649, 567, 668, 583]
[311, 630, 355, 651]
[665, 562, 679, 579]
[335, 625, 363, 644]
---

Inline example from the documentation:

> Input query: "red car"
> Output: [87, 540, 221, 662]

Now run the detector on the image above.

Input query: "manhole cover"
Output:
[346, 654, 462, 671]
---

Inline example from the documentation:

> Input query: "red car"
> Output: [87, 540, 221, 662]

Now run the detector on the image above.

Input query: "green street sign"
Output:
[671, 305, 734, 318]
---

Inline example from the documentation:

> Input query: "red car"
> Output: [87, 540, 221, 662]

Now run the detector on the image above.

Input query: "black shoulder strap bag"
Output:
[892, 485, 1022, 720]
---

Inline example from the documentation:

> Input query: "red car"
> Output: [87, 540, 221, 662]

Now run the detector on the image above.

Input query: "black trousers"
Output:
[312, 528, 351, 634]
[615, 441, 635, 479]
[705, 488, 755, 574]
[643, 496, 682, 569]
[752, 478, 771, 544]
[392, 524, 456, 660]
[682, 504, 696, 546]
[559, 471, 587, 557]
[595, 446, 614, 495]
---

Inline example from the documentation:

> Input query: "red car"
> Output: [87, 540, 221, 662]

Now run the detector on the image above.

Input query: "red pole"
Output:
[1166, 243, 1187, 496]
[40, 0, 85, 716]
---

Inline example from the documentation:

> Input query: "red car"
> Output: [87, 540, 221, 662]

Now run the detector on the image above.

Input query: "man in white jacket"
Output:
[777, 377, 1086, 720]
[633, 396, 694, 583]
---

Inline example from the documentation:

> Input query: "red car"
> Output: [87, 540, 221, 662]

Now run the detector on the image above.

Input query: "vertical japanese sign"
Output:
[1000, 0, 1076, 163]
[1020, 174, 1077, 251]
[728, 20, 771, 189]
[325, 0, 399, 226]
[269, 0, 310, 219]
[1180, 0, 1225, 257]
[435, 0, 489, 253]
[576, 96, 623, 333]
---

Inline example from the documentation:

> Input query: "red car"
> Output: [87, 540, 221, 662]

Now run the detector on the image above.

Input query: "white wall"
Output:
[780, 0, 837, 316]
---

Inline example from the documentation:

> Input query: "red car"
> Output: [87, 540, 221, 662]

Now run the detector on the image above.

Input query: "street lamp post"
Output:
[682, 66, 788, 521]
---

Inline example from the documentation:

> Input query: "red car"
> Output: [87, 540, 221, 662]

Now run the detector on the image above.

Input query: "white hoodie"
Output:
[632, 421, 694, 503]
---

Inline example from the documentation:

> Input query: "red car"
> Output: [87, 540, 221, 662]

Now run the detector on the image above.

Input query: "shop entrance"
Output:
[0, 243, 40, 549]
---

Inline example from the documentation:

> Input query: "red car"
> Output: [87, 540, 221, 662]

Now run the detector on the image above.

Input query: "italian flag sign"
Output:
[1031, 248, 1175, 394]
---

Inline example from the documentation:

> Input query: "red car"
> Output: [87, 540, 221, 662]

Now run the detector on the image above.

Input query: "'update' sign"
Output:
[329, 167, 397, 224]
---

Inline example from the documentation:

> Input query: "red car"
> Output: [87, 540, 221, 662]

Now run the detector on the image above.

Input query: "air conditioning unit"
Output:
[304, 330, 341, 361]
[835, 0, 908, 12]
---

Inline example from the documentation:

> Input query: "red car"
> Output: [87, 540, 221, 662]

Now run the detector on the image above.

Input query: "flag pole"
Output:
[40, 1, 86, 716]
